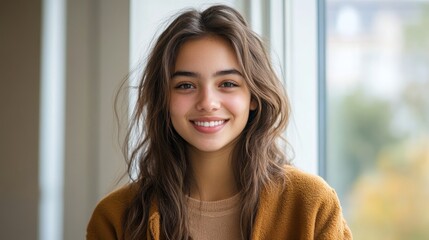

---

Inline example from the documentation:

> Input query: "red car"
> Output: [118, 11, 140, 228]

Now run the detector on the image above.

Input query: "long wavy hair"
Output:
[122, 4, 290, 240]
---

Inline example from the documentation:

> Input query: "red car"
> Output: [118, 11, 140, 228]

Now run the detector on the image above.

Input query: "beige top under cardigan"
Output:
[187, 193, 241, 240]
[87, 165, 353, 239]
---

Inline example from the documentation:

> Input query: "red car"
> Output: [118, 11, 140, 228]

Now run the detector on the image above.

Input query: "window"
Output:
[325, 0, 429, 238]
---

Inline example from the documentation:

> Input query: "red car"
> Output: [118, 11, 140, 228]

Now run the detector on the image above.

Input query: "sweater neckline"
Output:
[186, 192, 241, 214]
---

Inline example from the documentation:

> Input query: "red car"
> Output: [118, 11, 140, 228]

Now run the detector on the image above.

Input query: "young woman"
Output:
[87, 4, 352, 240]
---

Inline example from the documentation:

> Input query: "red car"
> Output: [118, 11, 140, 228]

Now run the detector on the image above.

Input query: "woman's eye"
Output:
[220, 81, 238, 88]
[176, 83, 194, 89]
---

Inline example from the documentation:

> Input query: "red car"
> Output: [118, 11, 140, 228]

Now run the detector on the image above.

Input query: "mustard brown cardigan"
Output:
[87, 166, 352, 239]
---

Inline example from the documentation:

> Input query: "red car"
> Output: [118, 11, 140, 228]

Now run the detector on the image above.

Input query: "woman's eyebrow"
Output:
[213, 69, 243, 77]
[171, 69, 243, 79]
[171, 71, 199, 78]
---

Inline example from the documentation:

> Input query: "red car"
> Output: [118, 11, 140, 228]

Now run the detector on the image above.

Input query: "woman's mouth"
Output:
[190, 119, 229, 133]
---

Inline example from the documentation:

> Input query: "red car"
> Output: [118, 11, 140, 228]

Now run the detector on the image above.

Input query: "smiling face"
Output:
[169, 36, 256, 155]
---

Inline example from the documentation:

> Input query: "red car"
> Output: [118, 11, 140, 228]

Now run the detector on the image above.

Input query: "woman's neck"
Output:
[187, 145, 238, 201]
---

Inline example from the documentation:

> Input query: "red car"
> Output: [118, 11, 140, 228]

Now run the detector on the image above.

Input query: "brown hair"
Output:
[122, 4, 290, 240]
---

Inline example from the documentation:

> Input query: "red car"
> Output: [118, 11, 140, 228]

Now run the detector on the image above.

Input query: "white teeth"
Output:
[194, 120, 225, 127]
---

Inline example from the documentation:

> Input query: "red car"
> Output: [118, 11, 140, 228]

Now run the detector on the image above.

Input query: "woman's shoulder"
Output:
[282, 165, 335, 198]
[91, 183, 139, 216]
[86, 183, 139, 240]
[262, 165, 341, 211]
[98, 183, 138, 206]
[255, 165, 352, 239]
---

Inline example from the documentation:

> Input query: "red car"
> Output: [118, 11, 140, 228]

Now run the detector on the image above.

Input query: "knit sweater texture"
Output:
[87, 165, 352, 239]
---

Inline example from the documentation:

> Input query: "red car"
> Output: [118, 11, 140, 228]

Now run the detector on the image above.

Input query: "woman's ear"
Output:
[250, 98, 257, 110]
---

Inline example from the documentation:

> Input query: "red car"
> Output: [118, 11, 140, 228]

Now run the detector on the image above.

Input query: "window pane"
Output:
[326, 1, 429, 239]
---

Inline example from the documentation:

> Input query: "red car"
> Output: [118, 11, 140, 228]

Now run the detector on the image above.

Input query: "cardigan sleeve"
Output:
[86, 185, 135, 240]
[314, 187, 353, 239]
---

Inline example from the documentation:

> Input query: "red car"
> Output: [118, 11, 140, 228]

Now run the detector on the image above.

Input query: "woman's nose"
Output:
[196, 87, 220, 112]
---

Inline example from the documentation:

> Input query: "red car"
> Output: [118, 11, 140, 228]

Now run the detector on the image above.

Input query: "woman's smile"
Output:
[190, 118, 229, 133]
